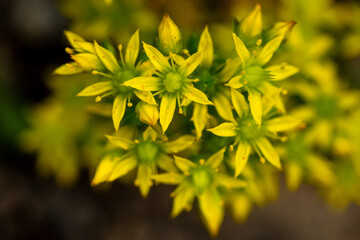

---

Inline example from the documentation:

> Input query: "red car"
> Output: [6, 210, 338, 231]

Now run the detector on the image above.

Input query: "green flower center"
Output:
[236, 117, 263, 141]
[243, 65, 269, 88]
[313, 95, 338, 119]
[135, 141, 160, 165]
[163, 72, 184, 93]
[190, 166, 212, 194]
[115, 70, 136, 93]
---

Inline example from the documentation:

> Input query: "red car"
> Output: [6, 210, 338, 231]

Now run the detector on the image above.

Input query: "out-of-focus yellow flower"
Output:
[152, 148, 246, 236]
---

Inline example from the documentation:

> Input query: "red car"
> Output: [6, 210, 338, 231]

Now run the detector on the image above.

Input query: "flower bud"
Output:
[158, 14, 182, 54]
[240, 4, 263, 38]
[137, 102, 159, 126]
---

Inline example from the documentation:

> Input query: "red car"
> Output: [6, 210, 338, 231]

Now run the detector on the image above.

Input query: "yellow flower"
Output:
[208, 89, 301, 177]
[124, 42, 213, 132]
[226, 33, 299, 125]
[152, 148, 246, 236]
[92, 126, 195, 197]
[55, 31, 157, 132]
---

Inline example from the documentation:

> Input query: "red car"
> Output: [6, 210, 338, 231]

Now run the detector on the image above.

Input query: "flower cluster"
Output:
[51, 5, 303, 235]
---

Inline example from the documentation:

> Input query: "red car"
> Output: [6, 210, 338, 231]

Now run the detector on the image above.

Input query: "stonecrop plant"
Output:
[53, 5, 303, 235]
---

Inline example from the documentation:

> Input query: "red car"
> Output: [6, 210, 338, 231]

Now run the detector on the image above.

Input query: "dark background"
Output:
[1, 0, 360, 239]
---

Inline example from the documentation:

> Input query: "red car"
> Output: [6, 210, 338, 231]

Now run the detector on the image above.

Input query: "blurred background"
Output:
[1, 0, 360, 239]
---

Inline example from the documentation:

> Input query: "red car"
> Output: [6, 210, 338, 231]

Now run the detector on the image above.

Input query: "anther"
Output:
[178, 108, 183, 114]
[65, 47, 74, 54]
[260, 157, 266, 164]
[127, 102, 133, 107]
[95, 96, 102, 102]
[229, 145, 234, 152]
[92, 70, 98, 75]
[199, 159, 205, 165]
[256, 39, 262, 46]
[134, 140, 140, 143]
[282, 89, 288, 95]
[281, 136, 288, 142]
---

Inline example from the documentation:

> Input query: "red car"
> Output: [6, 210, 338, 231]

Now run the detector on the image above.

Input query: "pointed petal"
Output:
[248, 90, 262, 125]
[267, 20, 296, 41]
[180, 52, 203, 76]
[228, 193, 252, 223]
[256, 36, 282, 66]
[206, 147, 226, 168]
[142, 126, 157, 141]
[163, 135, 195, 153]
[158, 13, 182, 54]
[191, 103, 208, 139]
[71, 53, 103, 71]
[170, 53, 185, 65]
[94, 41, 120, 73]
[265, 116, 302, 132]
[232, 33, 250, 65]
[215, 174, 247, 189]
[125, 30, 140, 68]
[171, 183, 195, 218]
[266, 63, 299, 81]
[143, 42, 171, 72]
[54, 62, 83, 75]
[91, 156, 116, 185]
[198, 26, 213, 68]
[112, 95, 127, 132]
[123, 76, 162, 91]
[108, 155, 137, 181]
[234, 141, 251, 177]
[198, 188, 224, 237]
[217, 58, 241, 83]
[134, 90, 157, 105]
[105, 134, 133, 150]
[160, 94, 176, 132]
[256, 137, 281, 169]
[183, 85, 213, 105]
[64, 30, 95, 53]
[285, 162, 302, 191]
[231, 88, 249, 118]
[77, 81, 113, 96]
[213, 92, 235, 122]
[157, 154, 179, 173]
[137, 102, 159, 126]
[152, 173, 182, 185]
[207, 122, 237, 137]
[226, 75, 244, 89]
[135, 165, 153, 198]
[240, 4, 263, 37]
[174, 155, 196, 172]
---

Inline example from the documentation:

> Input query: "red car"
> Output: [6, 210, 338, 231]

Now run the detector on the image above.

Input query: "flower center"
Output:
[135, 141, 160, 165]
[163, 72, 184, 93]
[242, 65, 269, 88]
[190, 166, 212, 195]
[236, 117, 263, 141]
[115, 70, 136, 93]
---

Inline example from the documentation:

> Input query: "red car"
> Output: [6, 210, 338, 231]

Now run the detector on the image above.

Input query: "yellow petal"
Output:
[135, 165, 153, 198]
[256, 36, 282, 66]
[71, 53, 103, 71]
[134, 90, 157, 105]
[170, 53, 185, 65]
[123, 76, 161, 91]
[180, 52, 203, 77]
[157, 155, 179, 173]
[226, 75, 244, 89]
[206, 147, 226, 168]
[183, 85, 213, 105]
[142, 126, 158, 141]
[207, 122, 237, 137]
[266, 63, 299, 81]
[174, 155, 196, 172]
[217, 58, 241, 83]
[285, 162, 302, 191]
[94, 41, 120, 73]
[265, 116, 302, 132]
[125, 30, 140, 68]
[54, 62, 83, 75]
[163, 135, 195, 153]
[231, 88, 249, 118]
[108, 155, 137, 181]
[232, 33, 250, 65]
[158, 13, 182, 54]
[152, 173, 182, 185]
[198, 188, 224, 237]
[240, 4, 263, 37]
[198, 26, 214, 68]
[255, 137, 281, 169]
[267, 21, 296, 41]
[77, 81, 113, 96]
[143, 42, 171, 72]
[213, 91, 235, 122]
[171, 183, 195, 218]
[216, 174, 247, 188]
[248, 90, 262, 125]
[228, 193, 252, 223]
[64, 30, 95, 53]
[91, 156, 116, 185]
[112, 95, 127, 132]
[105, 134, 133, 149]
[191, 103, 208, 139]
[160, 94, 176, 132]
[235, 141, 251, 177]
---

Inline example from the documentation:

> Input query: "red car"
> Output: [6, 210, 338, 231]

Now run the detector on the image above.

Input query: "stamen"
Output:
[256, 39, 262, 46]
[118, 44, 125, 67]
[229, 145, 234, 152]
[95, 91, 114, 102]
[199, 159, 205, 165]
[92, 70, 113, 79]
[65, 47, 74, 54]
